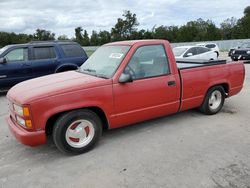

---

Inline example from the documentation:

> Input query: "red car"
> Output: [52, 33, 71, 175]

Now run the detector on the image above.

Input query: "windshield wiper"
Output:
[81, 68, 108, 79]
[82, 68, 96, 73]
[96, 73, 108, 79]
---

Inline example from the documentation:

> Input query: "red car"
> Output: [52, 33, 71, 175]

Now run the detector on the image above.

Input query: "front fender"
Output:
[30, 85, 113, 130]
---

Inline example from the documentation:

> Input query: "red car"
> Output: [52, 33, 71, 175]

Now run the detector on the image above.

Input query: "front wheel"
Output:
[199, 86, 225, 115]
[53, 109, 102, 154]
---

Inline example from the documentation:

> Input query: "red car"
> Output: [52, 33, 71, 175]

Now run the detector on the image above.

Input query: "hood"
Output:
[7, 71, 112, 104]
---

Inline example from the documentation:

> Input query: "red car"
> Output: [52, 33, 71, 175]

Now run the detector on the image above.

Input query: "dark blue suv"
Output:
[0, 41, 88, 91]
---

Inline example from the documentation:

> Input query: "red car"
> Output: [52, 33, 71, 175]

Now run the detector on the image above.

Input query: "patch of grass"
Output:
[85, 50, 95, 57]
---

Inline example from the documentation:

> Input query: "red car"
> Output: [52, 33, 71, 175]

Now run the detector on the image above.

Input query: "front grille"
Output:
[234, 50, 247, 55]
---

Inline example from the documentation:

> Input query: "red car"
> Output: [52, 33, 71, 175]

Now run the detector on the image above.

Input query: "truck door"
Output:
[112, 44, 180, 127]
[31, 46, 58, 77]
[0, 47, 32, 88]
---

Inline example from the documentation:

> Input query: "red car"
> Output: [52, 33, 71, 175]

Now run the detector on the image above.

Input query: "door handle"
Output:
[168, 80, 176, 86]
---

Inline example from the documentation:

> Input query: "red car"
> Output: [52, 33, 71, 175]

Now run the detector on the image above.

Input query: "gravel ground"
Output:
[0, 52, 250, 188]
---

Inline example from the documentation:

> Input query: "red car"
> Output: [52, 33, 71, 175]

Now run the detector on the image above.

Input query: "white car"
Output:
[173, 46, 218, 60]
[196, 43, 220, 57]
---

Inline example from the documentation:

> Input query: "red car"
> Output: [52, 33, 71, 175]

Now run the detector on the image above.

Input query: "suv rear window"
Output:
[33, 46, 56, 60]
[205, 44, 216, 48]
[61, 44, 86, 57]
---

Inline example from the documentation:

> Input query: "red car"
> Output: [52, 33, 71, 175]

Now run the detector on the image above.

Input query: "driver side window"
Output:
[4, 48, 28, 62]
[124, 45, 170, 80]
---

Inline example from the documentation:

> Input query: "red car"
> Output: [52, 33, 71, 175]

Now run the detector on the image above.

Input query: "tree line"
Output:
[0, 6, 249, 47]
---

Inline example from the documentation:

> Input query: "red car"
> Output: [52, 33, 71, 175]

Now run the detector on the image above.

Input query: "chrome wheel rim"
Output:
[65, 120, 95, 148]
[208, 90, 222, 110]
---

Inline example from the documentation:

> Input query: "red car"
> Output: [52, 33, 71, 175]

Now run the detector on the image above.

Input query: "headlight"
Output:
[13, 104, 30, 117]
[16, 116, 25, 127]
[247, 51, 250, 54]
[13, 104, 32, 129]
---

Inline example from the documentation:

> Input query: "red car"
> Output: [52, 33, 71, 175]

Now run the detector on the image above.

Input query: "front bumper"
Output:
[231, 54, 250, 61]
[6, 115, 46, 146]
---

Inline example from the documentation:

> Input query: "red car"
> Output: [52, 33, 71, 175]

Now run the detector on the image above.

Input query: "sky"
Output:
[0, 0, 249, 38]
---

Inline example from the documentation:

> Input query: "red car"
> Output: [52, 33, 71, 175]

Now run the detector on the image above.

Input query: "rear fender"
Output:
[206, 81, 230, 96]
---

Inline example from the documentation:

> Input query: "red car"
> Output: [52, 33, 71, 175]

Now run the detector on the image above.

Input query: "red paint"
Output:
[6, 40, 245, 146]
[6, 116, 46, 146]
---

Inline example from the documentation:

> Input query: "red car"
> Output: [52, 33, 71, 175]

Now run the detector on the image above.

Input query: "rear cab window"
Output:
[60, 44, 87, 58]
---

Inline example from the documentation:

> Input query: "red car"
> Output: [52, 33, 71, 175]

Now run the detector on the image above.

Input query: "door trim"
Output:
[0, 75, 7, 79]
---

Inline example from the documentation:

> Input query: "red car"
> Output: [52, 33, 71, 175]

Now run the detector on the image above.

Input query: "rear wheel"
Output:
[199, 86, 225, 115]
[53, 109, 102, 154]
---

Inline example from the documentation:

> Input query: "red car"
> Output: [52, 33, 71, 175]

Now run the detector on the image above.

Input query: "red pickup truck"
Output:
[6, 40, 245, 154]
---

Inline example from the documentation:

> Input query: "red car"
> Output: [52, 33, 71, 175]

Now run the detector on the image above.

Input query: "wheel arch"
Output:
[55, 64, 79, 73]
[45, 106, 109, 136]
[205, 82, 229, 98]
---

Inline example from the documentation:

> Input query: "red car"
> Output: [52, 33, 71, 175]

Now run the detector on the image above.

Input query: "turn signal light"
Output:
[23, 107, 30, 116]
[25, 120, 33, 129]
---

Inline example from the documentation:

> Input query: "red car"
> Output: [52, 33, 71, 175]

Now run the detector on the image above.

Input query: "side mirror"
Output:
[119, 73, 133, 83]
[0, 57, 7, 64]
[186, 53, 193, 57]
[237, 46, 240, 49]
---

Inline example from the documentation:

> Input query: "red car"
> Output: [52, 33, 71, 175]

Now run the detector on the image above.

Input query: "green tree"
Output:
[90, 30, 99, 46]
[205, 20, 221, 40]
[244, 6, 250, 16]
[154, 26, 168, 39]
[111, 10, 139, 41]
[178, 21, 199, 42]
[74, 27, 90, 46]
[82, 30, 90, 46]
[98, 30, 111, 45]
[75, 27, 84, 45]
[33, 29, 55, 40]
[237, 6, 250, 38]
[57, 35, 69, 40]
[220, 17, 238, 39]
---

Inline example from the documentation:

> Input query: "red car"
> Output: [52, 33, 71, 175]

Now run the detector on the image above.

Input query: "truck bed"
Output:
[176, 59, 227, 70]
[177, 59, 245, 111]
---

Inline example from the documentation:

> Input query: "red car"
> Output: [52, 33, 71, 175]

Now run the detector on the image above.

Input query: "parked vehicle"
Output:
[228, 48, 236, 57]
[6, 40, 245, 154]
[0, 41, 88, 91]
[173, 46, 217, 60]
[196, 43, 220, 57]
[230, 42, 250, 61]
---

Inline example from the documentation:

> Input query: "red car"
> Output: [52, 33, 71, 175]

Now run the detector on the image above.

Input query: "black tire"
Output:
[53, 109, 102, 154]
[216, 51, 219, 58]
[199, 86, 225, 115]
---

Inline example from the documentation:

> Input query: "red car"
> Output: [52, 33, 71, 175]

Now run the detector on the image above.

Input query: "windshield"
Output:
[241, 42, 250, 48]
[80, 45, 130, 78]
[173, 47, 188, 56]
